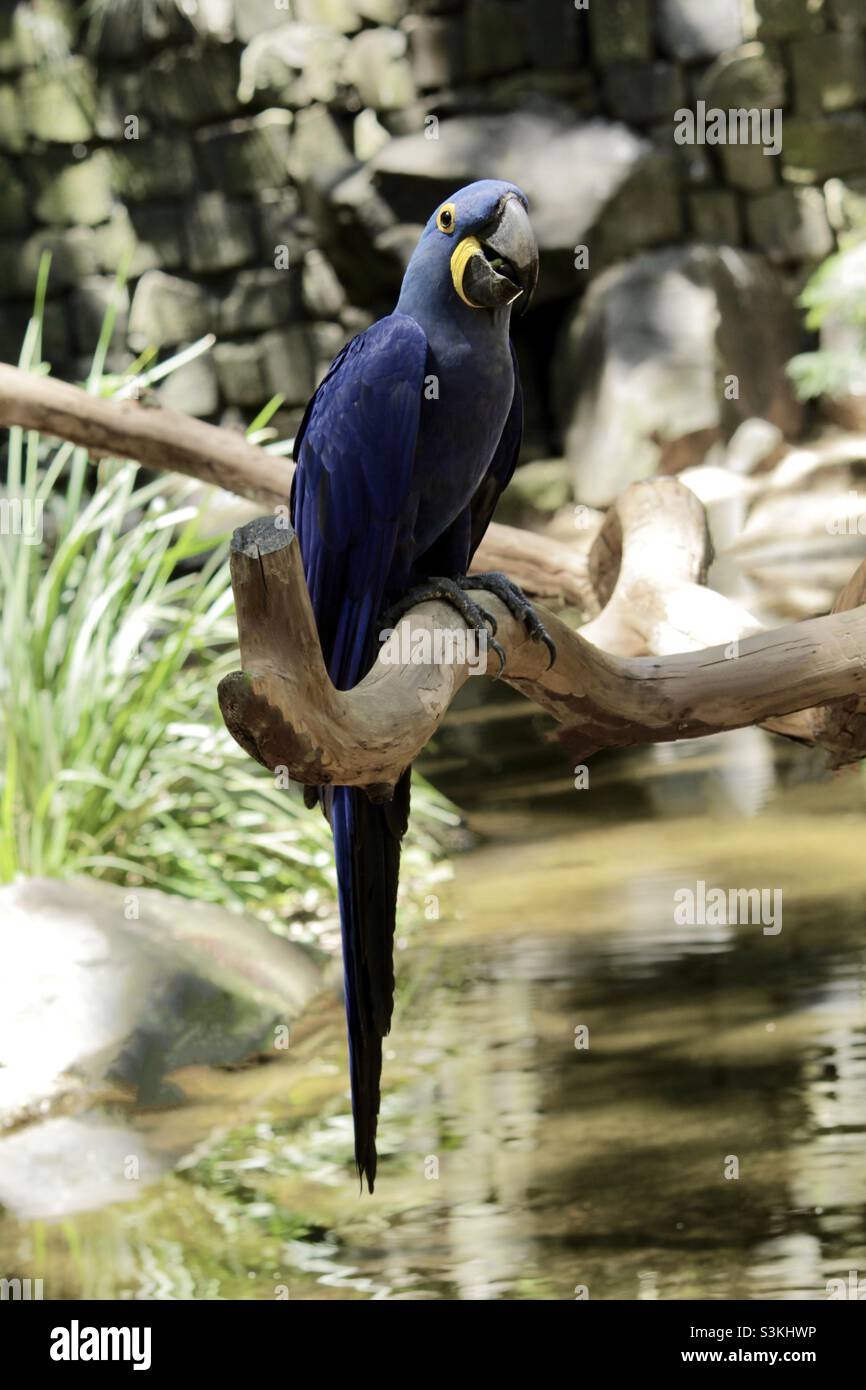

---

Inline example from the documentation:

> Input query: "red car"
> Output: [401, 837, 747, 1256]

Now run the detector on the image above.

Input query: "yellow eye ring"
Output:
[436, 202, 456, 234]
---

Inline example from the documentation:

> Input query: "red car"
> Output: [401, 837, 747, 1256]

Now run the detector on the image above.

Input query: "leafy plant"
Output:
[787, 240, 866, 403]
[0, 261, 457, 927]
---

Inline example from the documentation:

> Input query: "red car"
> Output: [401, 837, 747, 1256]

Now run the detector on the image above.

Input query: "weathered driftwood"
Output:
[0, 362, 593, 610]
[4, 361, 866, 774]
[218, 506, 866, 792]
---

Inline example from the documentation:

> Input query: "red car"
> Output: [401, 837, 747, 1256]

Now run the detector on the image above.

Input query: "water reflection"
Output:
[1, 735, 865, 1300]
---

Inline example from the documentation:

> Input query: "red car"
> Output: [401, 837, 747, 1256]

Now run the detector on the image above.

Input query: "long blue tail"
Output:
[330, 770, 410, 1191]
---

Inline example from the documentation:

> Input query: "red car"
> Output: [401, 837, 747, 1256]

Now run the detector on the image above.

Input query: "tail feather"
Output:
[331, 770, 410, 1191]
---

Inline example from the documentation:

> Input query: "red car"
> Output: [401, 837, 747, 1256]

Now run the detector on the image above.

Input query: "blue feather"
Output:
[292, 181, 529, 1189]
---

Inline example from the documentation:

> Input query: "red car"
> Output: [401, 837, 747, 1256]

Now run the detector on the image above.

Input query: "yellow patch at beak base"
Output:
[450, 235, 484, 308]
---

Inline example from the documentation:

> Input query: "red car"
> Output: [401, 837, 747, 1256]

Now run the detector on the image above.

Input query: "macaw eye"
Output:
[436, 203, 456, 234]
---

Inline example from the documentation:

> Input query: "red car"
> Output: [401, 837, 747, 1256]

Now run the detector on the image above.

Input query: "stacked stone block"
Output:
[0, 0, 863, 428]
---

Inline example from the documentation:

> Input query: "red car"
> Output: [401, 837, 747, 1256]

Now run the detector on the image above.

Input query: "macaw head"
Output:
[399, 179, 539, 317]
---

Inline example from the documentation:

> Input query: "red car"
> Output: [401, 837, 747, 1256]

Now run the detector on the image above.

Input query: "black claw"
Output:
[379, 573, 555, 677]
[379, 577, 503, 670]
[462, 571, 557, 670]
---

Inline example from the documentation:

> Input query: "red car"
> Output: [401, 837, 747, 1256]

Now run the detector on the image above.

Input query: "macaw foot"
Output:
[380, 577, 507, 674]
[462, 571, 556, 669]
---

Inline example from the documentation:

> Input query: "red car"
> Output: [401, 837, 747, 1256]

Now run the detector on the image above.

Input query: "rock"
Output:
[195, 109, 293, 194]
[828, 0, 866, 28]
[111, 137, 196, 202]
[218, 267, 301, 334]
[233, 0, 295, 43]
[312, 319, 350, 374]
[697, 41, 786, 110]
[0, 1, 74, 73]
[144, 42, 242, 126]
[0, 81, 24, 152]
[658, 125, 715, 187]
[720, 141, 779, 194]
[750, 0, 827, 40]
[156, 354, 220, 417]
[0, 1115, 168, 1221]
[370, 110, 682, 300]
[721, 416, 785, 474]
[128, 271, 217, 351]
[490, 70, 598, 110]
[306, 164, 408, 305]
[262, 324, 320, 401]
[184, 192, 258, 273]
[215, 326, 320, 407]
[464, 0, 524, 78]
[0, 151, 27, 233]
[344, 27, 416, 110]
[689, 190, 742, 243]
[302, 247, 347, 318]
[69, 276, 130, 355]
[287, 103, 355, 184]
[358, 0, 410, 20]
[187, 0, 234, 40]
[94, 70, 150, 142]
[0, 876, 321, 1125]
[33, 151, 114, 228]
[214, 339, 270, 405]
[20, 57, 97, 142]
[588, 0, 652, 64]
[294, 0, 362, 31]
[522, 0, 582, 69]
[746, 187, 834, 263]
[591, 149, 683, 267]
[95, 204, 185, 278]
[93, 0, 192, 57]
[603, 63, 685, 125]
[256, 186, 306, 266]
[782, 114, 866, 183]
[354, 106, 391, 160]
[403, 14, 465, 89]
[552, 246, 805, 506]
[215, 326, 319, 407]
[5, 227, 101, 297]
[790, 30, 866, 114]
[238, 22, 350, 106]
[824, 175, 866, 237]
[657, 0, 744, 59]
[0, 298, 68, 363]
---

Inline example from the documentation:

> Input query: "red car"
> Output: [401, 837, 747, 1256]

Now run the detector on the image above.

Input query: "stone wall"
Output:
[1, 0, 865, 453]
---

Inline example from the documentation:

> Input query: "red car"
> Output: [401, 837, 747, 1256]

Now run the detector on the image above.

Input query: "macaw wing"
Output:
[467, 342, 523, 563]
[292, 313, 428, 689]
[290, 314, 428, 1190]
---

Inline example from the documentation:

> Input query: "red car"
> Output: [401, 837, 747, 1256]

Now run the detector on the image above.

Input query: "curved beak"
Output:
[452, 195, 539, 313]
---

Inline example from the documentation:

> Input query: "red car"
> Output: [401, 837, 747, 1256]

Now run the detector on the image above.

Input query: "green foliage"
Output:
[787, 239, 866, 402]
[0, 261, 458, 923]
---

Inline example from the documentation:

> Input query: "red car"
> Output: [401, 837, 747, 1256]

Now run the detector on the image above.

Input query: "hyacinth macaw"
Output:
[291, 180, 553, 1190]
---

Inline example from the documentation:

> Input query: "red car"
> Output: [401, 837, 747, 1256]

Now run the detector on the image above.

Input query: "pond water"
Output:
[2, 727, 865, 1301]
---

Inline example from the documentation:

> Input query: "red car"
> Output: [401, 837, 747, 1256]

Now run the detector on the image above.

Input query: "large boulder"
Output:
[0, 877, 321, 1125]
[365, 107, 682, 303]
[553, 246, 805, 506]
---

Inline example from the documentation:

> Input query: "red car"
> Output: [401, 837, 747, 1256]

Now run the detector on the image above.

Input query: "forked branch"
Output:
[218, 509, 866, 793]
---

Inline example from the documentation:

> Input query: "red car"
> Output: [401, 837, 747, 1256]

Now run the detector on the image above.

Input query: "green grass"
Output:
[0, 259, 458, 926]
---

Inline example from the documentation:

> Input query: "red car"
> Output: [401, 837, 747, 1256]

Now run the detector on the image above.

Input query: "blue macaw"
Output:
[291, 179, 552, 1190]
